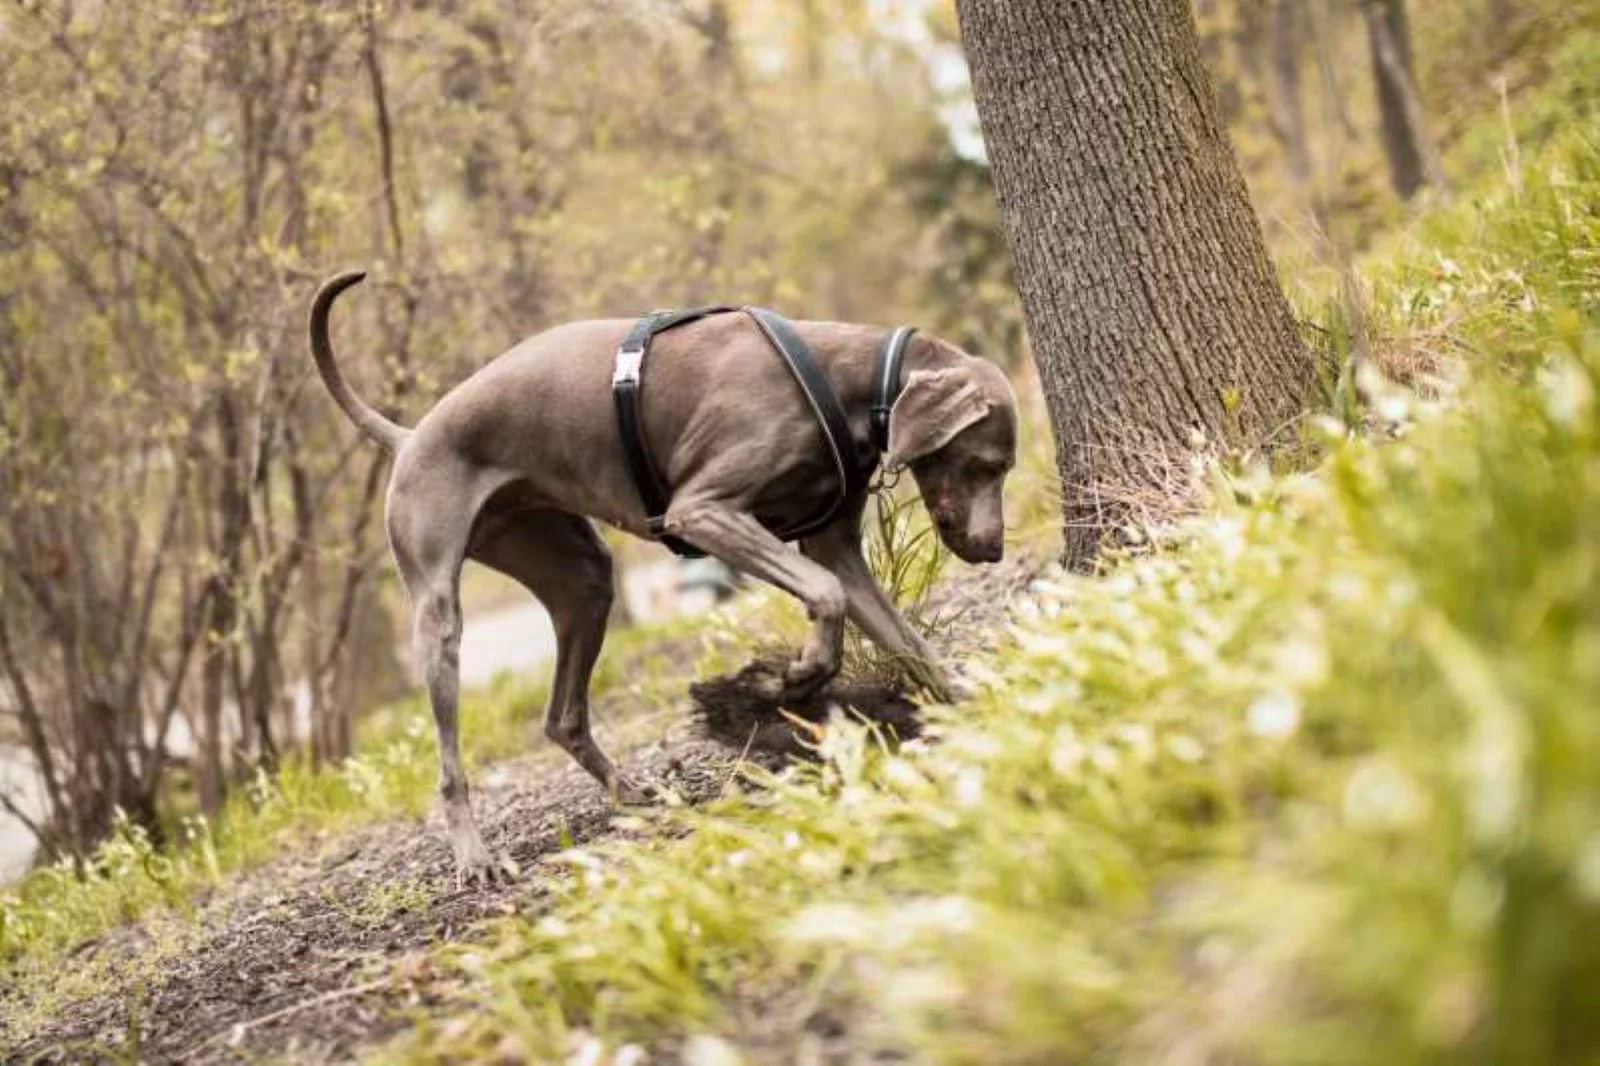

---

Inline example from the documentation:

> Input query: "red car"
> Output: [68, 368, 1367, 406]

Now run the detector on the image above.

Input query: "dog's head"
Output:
[885, 353, 1018, 564]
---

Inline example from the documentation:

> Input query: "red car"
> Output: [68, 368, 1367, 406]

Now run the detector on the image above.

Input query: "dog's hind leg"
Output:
[471, 511, 650, 804]
[388, 486, 504, 887]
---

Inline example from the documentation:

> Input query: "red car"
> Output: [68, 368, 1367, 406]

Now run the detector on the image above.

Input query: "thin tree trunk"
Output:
[1487, 0, 1516, 60]
[955, 0, 1314, 569]
[197, 593, 232, 815]
[1309, 0, 1359, 142]
[1269, 0, 1314, 192]
[363, 2, 404, 268]
[0, 612, 65, 854]
[198, 391, 249, 814]
[1364, 0, 1448, 199]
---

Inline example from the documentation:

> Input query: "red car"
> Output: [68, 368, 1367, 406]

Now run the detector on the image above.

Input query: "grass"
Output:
[380, 120, 1600, 1064]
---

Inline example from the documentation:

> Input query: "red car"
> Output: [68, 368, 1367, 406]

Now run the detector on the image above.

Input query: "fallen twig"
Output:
[186, 977, 390, 1057]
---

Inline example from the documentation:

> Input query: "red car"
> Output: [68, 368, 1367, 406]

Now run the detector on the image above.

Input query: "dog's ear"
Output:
[886, 368, 990, 470]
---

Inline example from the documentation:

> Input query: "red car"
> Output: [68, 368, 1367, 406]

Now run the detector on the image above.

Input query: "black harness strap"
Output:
[870, 325, 917, 454]
[611, 306, 914, 558]
[741, 307, 866, 539]
[611, 306, 737, 557]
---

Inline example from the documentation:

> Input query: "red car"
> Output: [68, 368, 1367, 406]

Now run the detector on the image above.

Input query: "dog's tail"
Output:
[308, 270, 410, 452]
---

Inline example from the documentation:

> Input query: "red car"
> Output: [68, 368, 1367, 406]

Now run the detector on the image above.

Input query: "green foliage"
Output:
[387, 121, 1600, 1065]
[0, 712, 438, 973]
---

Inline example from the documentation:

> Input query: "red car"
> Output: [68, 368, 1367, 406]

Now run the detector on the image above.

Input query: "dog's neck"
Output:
[827, 329, 962, 419]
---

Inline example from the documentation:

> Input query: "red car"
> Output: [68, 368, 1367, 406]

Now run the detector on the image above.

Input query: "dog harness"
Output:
[611, 307, 917, 558]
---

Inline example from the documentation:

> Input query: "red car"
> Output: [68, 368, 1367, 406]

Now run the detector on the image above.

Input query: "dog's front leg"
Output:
[664, 502, 846, 698]
[801, 518, 965, 704]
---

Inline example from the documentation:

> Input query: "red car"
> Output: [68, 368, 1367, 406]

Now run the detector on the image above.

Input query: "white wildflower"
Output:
[891, 896, 976, 946]
[785, 902, 872, 946]
[1377, 391, 1411, 424]
[1328, 570, 1365, 603]
[1537, 356, 1594, 428]
[1247, 689, 1301, 739]
[1272, 632, 1329, 688]
[1166, 734, 1205, 764]
[1050, 728, 1087, 777]
[1115, 722, 1156, 761]
[881, 757, 926, 792]
[1310, 413, 1349, 442]
[567, 1033, 606, 1066]
[882, 966, 962, 1012]
[1343, 758, 1427, 829]
[1387, 577, 1419, 607]
[681, 1034, 743, 1066]
[1212, 516, 1247, 564]
[953, 767, 985, 808]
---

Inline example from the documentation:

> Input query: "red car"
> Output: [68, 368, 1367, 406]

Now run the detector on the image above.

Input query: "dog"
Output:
[309, 271, 1018, 884]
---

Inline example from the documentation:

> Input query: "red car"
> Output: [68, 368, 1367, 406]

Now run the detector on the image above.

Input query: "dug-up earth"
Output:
[1, 556, 1039, 1065]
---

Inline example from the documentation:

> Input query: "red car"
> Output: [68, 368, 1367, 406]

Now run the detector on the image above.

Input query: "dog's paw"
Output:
[730, 652, 836, 706]
[451, 834, 517, 890]
[454, 851, 518, 890]
[610, 774, 660, 807]
[781, 656, 837, 704]
[924, 671, 976, 705]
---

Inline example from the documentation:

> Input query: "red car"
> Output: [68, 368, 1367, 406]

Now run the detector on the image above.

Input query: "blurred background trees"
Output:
[0, 0, 1592, 864]
[0, 0, 1015, 862]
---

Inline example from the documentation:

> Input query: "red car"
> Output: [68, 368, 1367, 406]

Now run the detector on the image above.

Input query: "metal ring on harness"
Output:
[611, 307, 917, 558]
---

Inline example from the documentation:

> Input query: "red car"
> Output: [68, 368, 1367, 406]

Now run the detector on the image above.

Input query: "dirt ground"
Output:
[1, 556, 1039, 1064]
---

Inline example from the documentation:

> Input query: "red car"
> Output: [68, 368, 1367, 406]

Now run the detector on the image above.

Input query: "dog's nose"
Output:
[955, 538, 1003, 564]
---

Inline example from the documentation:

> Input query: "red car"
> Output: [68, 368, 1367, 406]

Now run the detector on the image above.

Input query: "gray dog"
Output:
[309, 271, 1018, 883]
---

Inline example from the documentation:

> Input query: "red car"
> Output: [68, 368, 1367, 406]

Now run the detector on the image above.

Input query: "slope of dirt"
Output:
[2, 556, 1040, 1064]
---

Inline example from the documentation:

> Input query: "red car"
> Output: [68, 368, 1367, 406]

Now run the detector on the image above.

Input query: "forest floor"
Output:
[1, 556, 1040, 1064]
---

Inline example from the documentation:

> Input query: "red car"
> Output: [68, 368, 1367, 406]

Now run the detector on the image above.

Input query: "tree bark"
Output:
[955, 0, 1314, 568]
[1364, 0, 1447, 199]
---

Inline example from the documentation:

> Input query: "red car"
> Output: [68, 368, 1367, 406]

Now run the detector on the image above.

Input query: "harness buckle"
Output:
[612, 345, 645, 386]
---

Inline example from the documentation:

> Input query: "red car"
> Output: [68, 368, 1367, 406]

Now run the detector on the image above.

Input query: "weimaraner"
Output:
[309, 271, 1018, 884]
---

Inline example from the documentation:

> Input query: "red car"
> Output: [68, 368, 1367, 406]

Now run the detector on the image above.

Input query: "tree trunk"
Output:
[954, 0, 1314, 569]
[1487, 0, 1517, 60]
[1309, 0, 1359, 142]
[1364, 0, 1447, 199]
[1269, 0, 1314, 192]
